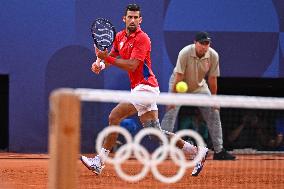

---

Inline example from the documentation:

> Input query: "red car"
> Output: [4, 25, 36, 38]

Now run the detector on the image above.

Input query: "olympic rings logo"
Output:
[96, 126, 206, 183]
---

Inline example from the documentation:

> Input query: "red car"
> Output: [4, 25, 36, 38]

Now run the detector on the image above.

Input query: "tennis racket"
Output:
[91, 18, 116, 68]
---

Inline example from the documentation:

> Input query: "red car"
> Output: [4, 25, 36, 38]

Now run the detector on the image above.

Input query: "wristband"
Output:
[105, 56, 116, 64]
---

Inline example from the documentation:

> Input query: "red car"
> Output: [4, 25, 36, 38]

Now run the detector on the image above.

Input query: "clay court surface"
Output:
[0, 153, 284, 189]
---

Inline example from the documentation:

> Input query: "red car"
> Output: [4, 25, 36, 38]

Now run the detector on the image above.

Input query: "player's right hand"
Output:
[91, 61, 102, 74]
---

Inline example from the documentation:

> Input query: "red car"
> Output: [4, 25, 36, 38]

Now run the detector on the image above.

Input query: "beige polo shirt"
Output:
[174, 44, 220, 92]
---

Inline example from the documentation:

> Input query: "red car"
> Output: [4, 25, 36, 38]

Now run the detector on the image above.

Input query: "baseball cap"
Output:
[195, 32, 211, 43]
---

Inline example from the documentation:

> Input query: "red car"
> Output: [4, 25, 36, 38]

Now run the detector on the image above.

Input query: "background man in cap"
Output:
[161, 31, 236, 160]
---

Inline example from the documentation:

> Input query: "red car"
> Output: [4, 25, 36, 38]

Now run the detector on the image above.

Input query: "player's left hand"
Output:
[91, 60, 102, 74]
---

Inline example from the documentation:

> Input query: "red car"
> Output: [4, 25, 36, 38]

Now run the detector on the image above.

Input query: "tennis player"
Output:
[81, 3, 208, 177]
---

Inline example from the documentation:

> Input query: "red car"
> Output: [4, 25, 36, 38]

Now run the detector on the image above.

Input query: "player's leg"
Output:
[140, 110, 205, 153]
[140, 110, 184, 148]
[81, 102, 137, 174]
[103, 102, 137, 150]
[139, 110, 208, 176]
[135, 84, 208, 175]
[131, 83, 184, 149]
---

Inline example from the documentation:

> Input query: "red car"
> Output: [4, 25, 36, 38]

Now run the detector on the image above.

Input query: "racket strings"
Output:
[92, 18, 115, 50]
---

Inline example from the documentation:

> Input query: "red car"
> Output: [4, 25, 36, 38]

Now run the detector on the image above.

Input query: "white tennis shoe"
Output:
[81, 155, 105, 175]
[191, 147, 208, 176]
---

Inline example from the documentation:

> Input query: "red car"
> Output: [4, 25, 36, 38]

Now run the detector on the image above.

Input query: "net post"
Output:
[48, 88, 81, 189]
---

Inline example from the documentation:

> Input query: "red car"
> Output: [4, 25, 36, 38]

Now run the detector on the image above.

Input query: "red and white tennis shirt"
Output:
[110, 27, 159, 89]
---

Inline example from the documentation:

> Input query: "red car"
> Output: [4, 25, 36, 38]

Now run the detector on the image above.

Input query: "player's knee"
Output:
[108, 113, 123, 125]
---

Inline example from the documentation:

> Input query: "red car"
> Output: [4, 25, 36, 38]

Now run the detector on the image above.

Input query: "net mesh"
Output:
[74, 88, 284, 188]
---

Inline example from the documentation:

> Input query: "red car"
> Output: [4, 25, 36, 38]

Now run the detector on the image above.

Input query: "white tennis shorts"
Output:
[131, 84, 160, 116]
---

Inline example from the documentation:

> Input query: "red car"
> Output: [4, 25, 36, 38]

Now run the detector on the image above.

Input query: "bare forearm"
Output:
[98, 50, 139, 72]
[110, 58, 138, 72]
[209, 84, 217, 95]
[208, 76, 218, 95]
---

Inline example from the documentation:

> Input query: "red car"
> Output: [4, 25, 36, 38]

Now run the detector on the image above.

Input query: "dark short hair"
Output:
[125, 3, 141, 17]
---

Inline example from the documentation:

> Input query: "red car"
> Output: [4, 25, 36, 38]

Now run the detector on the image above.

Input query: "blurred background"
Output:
[0, 0, 283, 153]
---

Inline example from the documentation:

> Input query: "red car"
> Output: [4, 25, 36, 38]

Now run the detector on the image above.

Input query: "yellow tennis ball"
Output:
[176, 81, 188, 93]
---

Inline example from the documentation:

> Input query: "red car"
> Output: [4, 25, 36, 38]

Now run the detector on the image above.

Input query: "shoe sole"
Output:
[192, 151, 208, 177]
[80, 156, 100, 175]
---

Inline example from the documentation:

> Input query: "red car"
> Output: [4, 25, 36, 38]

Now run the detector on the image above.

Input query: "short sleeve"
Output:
[208, 50, 220, 76]
[175, 49, 187, 74]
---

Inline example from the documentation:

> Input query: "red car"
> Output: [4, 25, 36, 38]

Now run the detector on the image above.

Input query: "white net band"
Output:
[75, 88, 284, 110]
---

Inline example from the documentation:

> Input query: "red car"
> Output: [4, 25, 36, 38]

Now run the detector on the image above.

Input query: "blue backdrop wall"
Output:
[0, 0, 283, 152]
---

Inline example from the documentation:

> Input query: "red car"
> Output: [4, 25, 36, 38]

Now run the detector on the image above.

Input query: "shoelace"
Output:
[88, 157, 101, 167]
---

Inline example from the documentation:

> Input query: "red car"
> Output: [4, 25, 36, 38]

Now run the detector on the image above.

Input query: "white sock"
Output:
[182, 142, 197, 154]
[99, 148, 110, 163]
